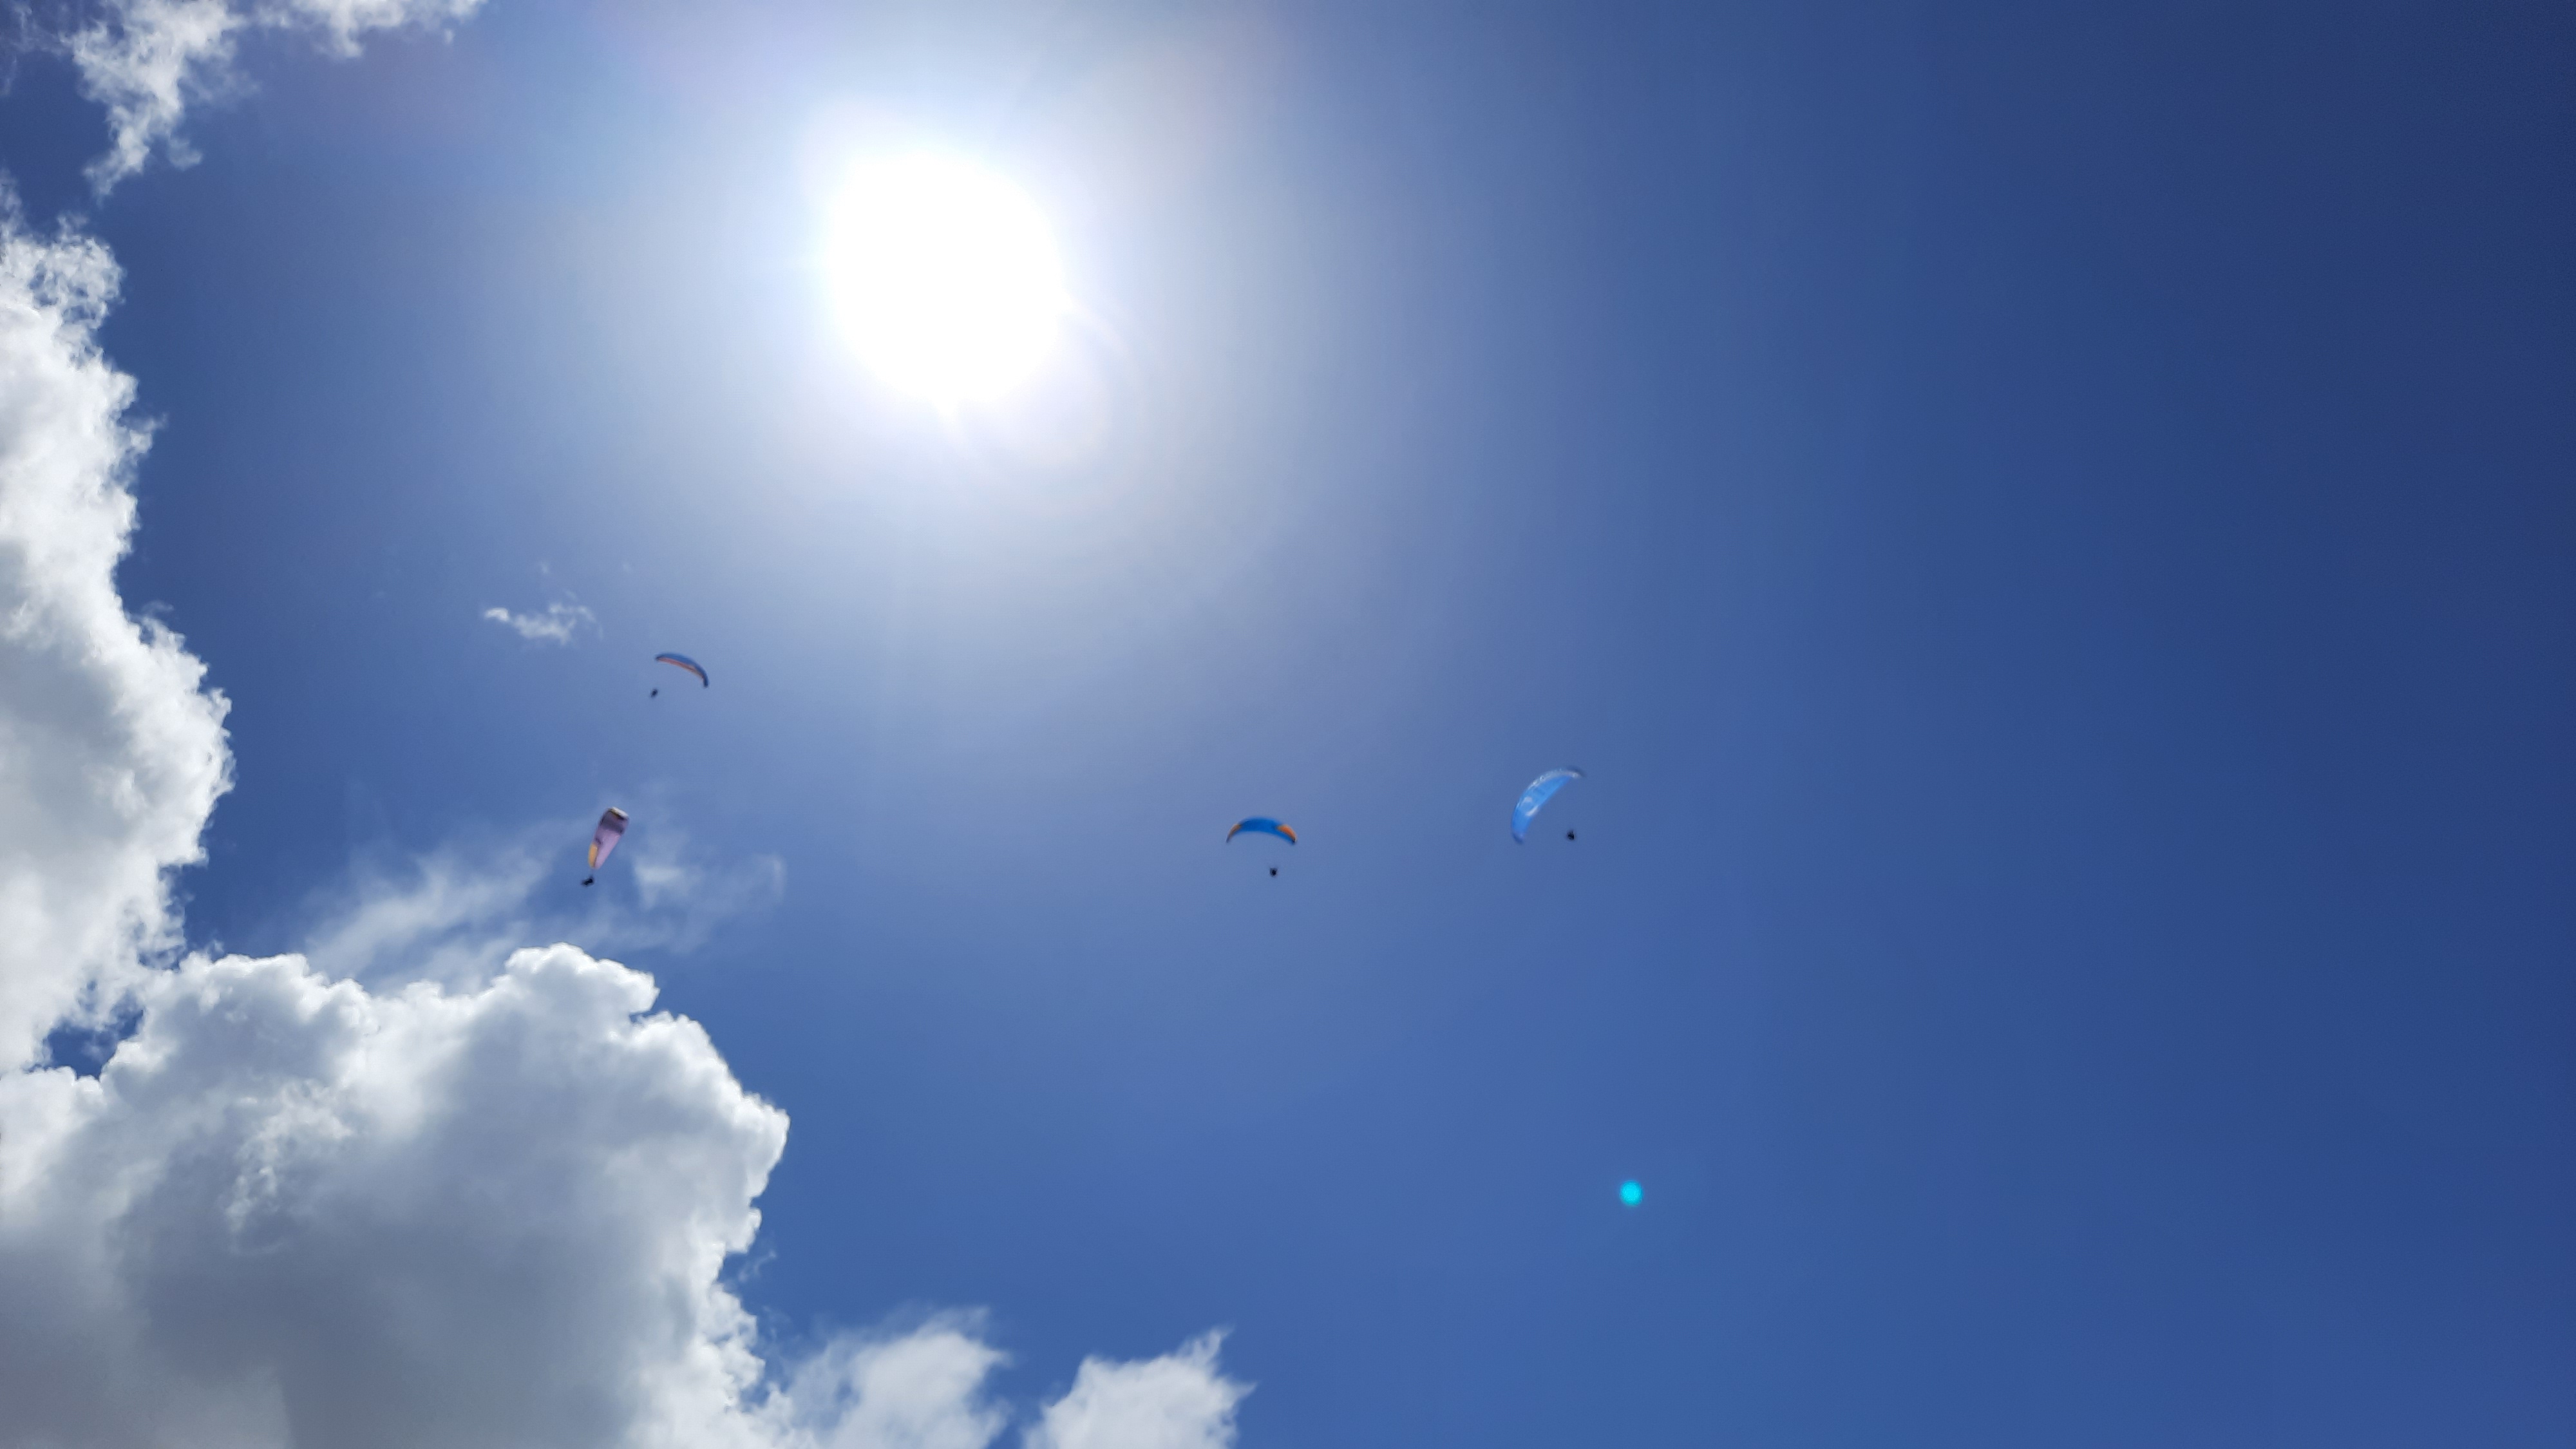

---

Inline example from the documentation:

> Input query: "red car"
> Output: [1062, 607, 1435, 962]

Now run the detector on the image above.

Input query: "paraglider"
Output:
[651, 653, 708, 697]
[1511, 768, 1584, 843]
[1227, 817, 1295, 875]
[583, 807, 629, 886]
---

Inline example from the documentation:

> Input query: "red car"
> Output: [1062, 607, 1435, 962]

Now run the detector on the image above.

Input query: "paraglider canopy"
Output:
[584, 808, 629, 885]
[1226, 817, 1297, 846]
[654, 654, 709, 688]
[1511, 768, 1584, 842]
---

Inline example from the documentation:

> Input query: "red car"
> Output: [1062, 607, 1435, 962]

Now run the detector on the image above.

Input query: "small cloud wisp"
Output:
[483, 600, 596, 645]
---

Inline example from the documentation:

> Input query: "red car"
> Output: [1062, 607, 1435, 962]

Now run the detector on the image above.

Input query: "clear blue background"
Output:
[9, 1, 2574, 1443]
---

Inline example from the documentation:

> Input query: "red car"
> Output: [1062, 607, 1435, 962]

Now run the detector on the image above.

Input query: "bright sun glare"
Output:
[824, 154, 1066, 406]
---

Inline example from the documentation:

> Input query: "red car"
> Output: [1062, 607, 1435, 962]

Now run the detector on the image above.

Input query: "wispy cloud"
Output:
[482, 600, 596, 644]
[70, 0, 488, 194]
[296, 819, 786, 987]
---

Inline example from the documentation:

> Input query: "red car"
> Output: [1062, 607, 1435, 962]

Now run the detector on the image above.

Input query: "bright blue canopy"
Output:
[1511, 768, 1584, 842]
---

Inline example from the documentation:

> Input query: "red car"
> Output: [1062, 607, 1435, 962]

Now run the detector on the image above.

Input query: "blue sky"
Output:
[1, 2, 2571, 1445]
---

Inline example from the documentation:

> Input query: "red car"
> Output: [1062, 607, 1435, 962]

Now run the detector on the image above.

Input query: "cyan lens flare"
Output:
[1619, 1180, 1643, 1207]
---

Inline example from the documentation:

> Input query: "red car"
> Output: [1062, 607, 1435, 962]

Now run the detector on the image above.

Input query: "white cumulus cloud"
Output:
[482, 598, 596, 644]
[0, 945, 788, 1448]
[1028, 1333, 1251, 1449]
[0, 191, 231, 1072]
[0, 124, 1249, 1449]
[755, 1319, 1012, 1449]
[0, 942, 1248, 1448]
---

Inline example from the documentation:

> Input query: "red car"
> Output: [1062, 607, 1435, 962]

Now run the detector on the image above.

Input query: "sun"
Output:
[822, 153, 1066, 406]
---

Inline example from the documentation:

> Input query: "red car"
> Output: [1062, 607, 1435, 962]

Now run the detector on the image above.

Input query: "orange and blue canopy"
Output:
[654, 653, 708, 687]
[1226, 817, 1296, 846]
